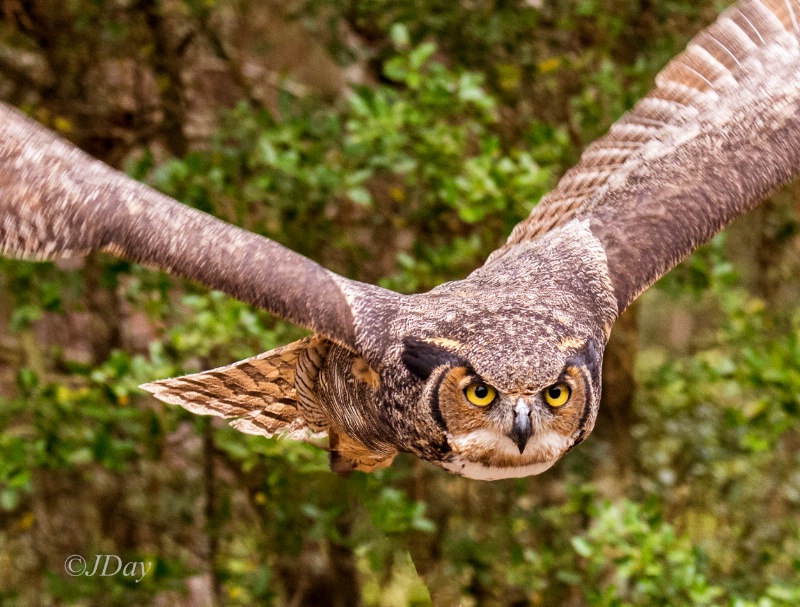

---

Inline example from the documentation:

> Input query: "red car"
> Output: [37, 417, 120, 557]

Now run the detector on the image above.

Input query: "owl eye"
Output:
[464, 382, 497, 407]
[543, 383, 571, 407]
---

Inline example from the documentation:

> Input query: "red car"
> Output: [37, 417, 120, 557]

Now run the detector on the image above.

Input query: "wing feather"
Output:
[490, 0, 800, 313]
[0, 104, 399, 350]
[492, 0, 800, 255]
[141, 336, 330, 440]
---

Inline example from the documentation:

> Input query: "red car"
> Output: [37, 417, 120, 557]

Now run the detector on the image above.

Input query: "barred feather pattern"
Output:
[140, 336, 329, 440]
[489, 0, 800, 260]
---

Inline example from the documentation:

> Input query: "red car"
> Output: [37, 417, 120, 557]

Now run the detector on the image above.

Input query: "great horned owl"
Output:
[1, 0, 799, 479]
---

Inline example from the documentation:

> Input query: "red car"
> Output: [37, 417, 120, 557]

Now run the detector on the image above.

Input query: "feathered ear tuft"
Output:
[140, 336, 330, 441]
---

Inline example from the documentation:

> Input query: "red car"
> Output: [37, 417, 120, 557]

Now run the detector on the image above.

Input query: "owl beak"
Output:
[509, 399, 532, 454]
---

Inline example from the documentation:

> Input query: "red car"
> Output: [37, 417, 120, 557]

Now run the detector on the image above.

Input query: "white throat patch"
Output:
[441, 428, 571, 480]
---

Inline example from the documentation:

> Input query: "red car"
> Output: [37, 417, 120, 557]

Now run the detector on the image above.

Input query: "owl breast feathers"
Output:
[2, 0, 800, 478]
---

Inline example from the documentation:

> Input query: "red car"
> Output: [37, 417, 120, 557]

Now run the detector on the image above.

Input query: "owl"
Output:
[1, 0, 799, 480]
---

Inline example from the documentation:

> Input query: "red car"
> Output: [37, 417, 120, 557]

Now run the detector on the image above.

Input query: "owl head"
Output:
[375, 226, 616, 480]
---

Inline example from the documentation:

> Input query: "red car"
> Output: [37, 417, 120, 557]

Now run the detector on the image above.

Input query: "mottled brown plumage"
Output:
[1, 0, 799, 479]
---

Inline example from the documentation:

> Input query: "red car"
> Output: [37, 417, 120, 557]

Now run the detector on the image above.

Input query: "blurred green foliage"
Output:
[0, 0, 799, 605]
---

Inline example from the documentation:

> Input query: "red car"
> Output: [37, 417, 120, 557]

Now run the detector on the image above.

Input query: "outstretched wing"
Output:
[0, 103, 399, 350]
[491, 0, 800, 313]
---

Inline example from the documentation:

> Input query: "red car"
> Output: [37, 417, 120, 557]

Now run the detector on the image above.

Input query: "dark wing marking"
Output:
[490, 0, 800, 311]
[141, 336, 330, 439]
[0, 104, 399, 350]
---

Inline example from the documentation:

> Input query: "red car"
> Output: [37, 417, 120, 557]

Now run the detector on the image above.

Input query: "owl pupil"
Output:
[548, 386, 562, 399]
[474, 384, 489, 399]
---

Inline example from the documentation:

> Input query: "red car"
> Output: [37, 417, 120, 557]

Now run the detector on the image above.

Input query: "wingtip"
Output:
[138, 382, 159, 394]
[138, 381, 175, 400]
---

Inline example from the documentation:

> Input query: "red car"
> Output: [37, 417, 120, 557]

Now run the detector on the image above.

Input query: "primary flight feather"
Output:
[1, 0, 799, 479]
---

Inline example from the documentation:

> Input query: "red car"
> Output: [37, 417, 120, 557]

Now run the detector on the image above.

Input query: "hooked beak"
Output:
[509, 399, 533, 454]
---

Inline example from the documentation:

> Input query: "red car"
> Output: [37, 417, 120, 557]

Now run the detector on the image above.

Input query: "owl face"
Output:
[348, 227, 616, 479]
[399, 334, 602, 480]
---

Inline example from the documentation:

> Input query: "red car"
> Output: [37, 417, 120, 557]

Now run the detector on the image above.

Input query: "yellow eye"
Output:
[464, 383, 497, 407]
[543, 383, 571, 407]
